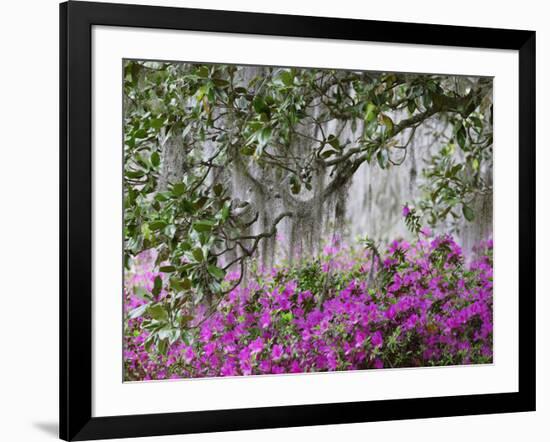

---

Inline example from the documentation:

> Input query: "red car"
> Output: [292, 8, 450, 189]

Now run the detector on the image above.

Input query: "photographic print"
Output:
[123, 60, 493, 381]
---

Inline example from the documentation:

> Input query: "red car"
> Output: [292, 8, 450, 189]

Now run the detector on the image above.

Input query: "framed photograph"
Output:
[60, 1, 536, 440]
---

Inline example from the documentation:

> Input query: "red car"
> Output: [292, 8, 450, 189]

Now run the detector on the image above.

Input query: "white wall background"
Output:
[0, 1, 547, 441]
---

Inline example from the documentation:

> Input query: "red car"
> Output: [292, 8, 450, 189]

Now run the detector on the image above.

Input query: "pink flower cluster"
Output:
[124, 235, 493, 381]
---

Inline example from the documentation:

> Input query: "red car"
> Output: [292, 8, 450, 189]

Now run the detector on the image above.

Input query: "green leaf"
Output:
[327, 134, 340, 150]
[289, 176, 301, 194]
[193, 220, 215, 232]
[194, 196, 209, 210]
[462, 204, 475, 222]
[148, 304, 168, 322]
[378, 114, 394, 135]
[141, 223, 151, 240]
[180, 331, 192, 346]
[470, 116, 482, 129]
[142, 336, 154, 352]
[220, 204, 230, 222]
[321, 149, 338, 159]
[456, 125, 467, 149]
[170, 278, 191, 292]
[150, 117, 165, 130]
[149, 220, 167, 231]
[126, 170, 145, 179]
[159, 265, 176, 273]
[281, 311, 293, 323]
[180, 241, 192, 251]
[169, 278, 183, 291]
[157, 338, 168, 356]
[152, 275, 163, 296]
[181, 199, 194, 212]
[192, 248, 204, 262]
[207, 265, 225, 280]
[213, 78, 229, 87]
[240, 145, 255, 156]
[197, 66, 209, 78]
[155, 191, 171, 202]
[447, 164, 462, 178]
[277, 70, 294, 87]
[213, 183, 223, 196]
[258, 127, 272, 147]
[150, 151, 160, 167]
[128, 304, 148, 319]
[364, 102, 377, 122]
[172, 183, 186, 197]
[253, 96, 269, 115]
[134, 128, 148, 139]
[135, 155, 150, 170]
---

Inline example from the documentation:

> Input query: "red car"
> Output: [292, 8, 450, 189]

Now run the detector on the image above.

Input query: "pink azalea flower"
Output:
[272, 344, 284, 361]
[249, 337, 264, 355]
[420, 226, 433, 237]
[371, 331, 383, 348]
[260, 311, 271, 329]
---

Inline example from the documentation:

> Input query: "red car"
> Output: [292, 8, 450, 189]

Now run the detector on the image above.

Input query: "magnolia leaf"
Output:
[193, 220, 215, 233]
[327, 134, 340, 150]
[149, 220, 167, 231]
[125, 170, 145, 179]
[157, 338, 168, 356]
[148, 304, 169, 322]
[207, 265, 225, 280]
[364, 102, 377, 122]
[150, 151, 160, 167]
[192, 248, 204, 262]
[172, 182, 186, 197]
[152, 275, 163, 296]
[128, 304, 148, 319]
[197, 66, 209, 78]
[321, 149, 338, 159]
[456, 125, 467, 149]
[378, 114, 394, 135]
[462, 204, 475, 222]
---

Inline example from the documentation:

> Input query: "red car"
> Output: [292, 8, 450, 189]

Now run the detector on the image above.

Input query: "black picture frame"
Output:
[60, 1, 536, 440]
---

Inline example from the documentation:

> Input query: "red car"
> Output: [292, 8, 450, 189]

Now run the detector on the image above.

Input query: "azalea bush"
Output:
[124, 233, 493, 380]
